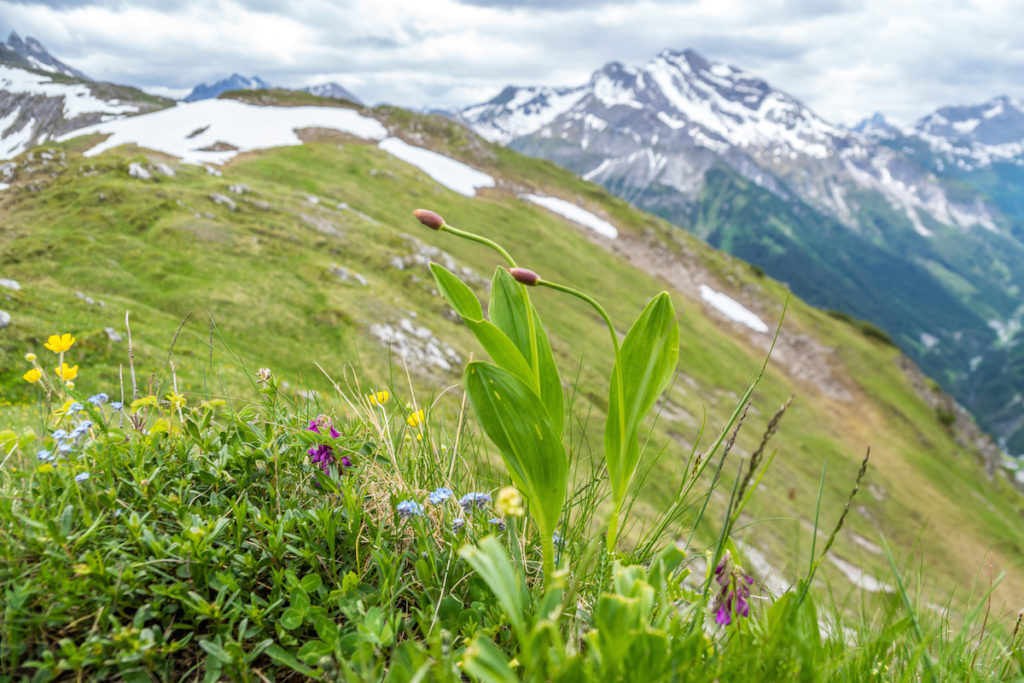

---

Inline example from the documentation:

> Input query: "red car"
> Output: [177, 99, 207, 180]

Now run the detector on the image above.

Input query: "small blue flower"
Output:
[70, 420, 93, 438]
[51, 429, 69, 441]
[36, 449, 54, 461]
[75, 472, 90, 483]
[67, 402, 84, 415]
[58, 442, 74, 454]
[459, 492, 491, 512]
[110, 401, 124, 411]
[87, 393, 109, 405]
[489, 517, 506, 531]
[397, 500, 423, 518]
[553, 530, 563, 544]
[428, 487, 453, 505]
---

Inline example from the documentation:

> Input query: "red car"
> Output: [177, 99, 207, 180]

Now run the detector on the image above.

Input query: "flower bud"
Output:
[256, 367, 272, 384]
[413, 209, 445, 230]
[508, 267, 540, 286]
[496, 486, 524, 517]
[25, 353, 36, 362]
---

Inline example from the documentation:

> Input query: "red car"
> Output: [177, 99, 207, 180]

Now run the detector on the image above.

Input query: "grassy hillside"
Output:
[1, 99, 1023, 622]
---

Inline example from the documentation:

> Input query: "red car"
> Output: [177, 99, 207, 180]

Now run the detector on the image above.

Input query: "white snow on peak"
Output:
[378, 137, 494, 196]
[698, 285, 769, 333]
[460, 86, 586, 144]
[521, 194, 618, 238]
[0, 65, 137, 120]
[951, 118, 980, 135]
[58, 99, 388, 165]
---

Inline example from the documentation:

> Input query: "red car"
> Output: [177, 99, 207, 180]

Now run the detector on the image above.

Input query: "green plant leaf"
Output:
[604, 292, 678, 507]
[430, 262, 483, 321]
[280, 608, 304, 630]
[488, 267, 564, 434]
[464, 361, 567, 544]
[300, 573, 322, 594]
[290, 586, 310, 615]
[459, 536, 529, 640]
[462, 633, 520, 683]
[265, 644, 319, 676]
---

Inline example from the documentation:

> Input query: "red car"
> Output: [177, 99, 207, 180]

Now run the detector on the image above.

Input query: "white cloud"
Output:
[1, 0, 1022, 125]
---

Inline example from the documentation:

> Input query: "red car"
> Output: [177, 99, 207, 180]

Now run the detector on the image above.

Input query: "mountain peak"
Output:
[2, 31, 90, 80]
[184, 74, 271, 102]
[304, 82, 362, 104]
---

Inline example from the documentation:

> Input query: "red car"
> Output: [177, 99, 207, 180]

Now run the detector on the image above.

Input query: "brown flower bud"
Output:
[413, 209, 445, 230]
[508, 267, 540, 286]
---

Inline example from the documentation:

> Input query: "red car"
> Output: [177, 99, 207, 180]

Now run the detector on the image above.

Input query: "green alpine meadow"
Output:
[1, 86, 1023, 681]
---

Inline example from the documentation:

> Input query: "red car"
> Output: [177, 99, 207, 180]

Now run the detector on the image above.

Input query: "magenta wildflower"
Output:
[712, 551, 754, 626]
[306, 416, 352, 474]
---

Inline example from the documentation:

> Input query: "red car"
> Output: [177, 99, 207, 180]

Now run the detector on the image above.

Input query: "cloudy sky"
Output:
[1, 0, 1022, 125]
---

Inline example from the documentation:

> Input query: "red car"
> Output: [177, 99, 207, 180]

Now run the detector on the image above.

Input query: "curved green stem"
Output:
[538, 280, 626, 551]
[441, 224, 516, 267]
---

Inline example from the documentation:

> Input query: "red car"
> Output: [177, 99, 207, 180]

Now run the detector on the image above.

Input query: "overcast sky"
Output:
[2, 0, 1022, 125]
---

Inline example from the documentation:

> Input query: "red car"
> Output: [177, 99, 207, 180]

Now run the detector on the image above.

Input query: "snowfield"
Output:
[60, 99, 389, 165]
[698, 284, 769, 333]
[0, 66, 138, 120]
[378, 137, 495, 196]
[56, 100, 497, 197]
[521, 194, 619, 238]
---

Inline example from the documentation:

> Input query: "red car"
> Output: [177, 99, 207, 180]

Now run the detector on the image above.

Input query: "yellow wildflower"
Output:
[406, 408, 425, 428]
[130, 395, 158, 414]
[166, 392, 187, 410]
[368, 390, 390, 406]
[25, 352, 36, 362]
[23, 368, 42, 383]
[44, 333, 75, 353]
[496, 487, 525, 517]
[54, 363, 78, 381]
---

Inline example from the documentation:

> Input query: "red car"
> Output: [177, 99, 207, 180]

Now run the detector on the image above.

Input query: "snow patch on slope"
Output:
[378, 137, 495, 196]
[699, 285, 769, 333]
[59, 99, 388, 165]
[0, 66, 137, 120]
[521, 194, 618, 238]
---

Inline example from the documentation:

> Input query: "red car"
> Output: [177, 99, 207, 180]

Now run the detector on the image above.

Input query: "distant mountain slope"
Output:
[3, 32, 90, 80]
[1, 94, 1023, 612]
[0, 35, 172, 160]
[457, 47, 1024, 454]
[184, 74, 271, 102]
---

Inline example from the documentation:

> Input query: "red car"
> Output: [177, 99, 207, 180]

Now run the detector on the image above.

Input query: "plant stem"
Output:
[441, 224, 517, 267]
[538, 280, 626, 551]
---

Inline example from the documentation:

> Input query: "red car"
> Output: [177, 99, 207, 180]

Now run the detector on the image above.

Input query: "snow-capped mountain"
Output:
[458, 48, 995, 240]
[850, 112, 898, 139]
[184, 74, 271, 102]
[0, 36, 170, 159]
[304, 82, 361, 104]
[459, 47, 1024, 453]
[906, 95, 1024, 168]
[2, 32, 90, 80]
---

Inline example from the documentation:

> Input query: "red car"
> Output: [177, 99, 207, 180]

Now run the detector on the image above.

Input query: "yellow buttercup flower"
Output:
[23, 368, 42, 383]
[54, 363, 78, 381]
[406, 409, 425, 428]
[496, 486, 525, 517]
[44, 333, 75, 353]
[368, 390, 390, 406]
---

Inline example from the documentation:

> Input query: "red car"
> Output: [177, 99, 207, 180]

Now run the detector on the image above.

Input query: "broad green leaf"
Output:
[431, 263, 536, 399]
[462, 633, 520, 683]
[464, 361, 567, 543]
[430, 262, 483, 321]
[300, 573, 322, 594]
[459, 536, 529, 640]
[280, 608, 304, 630]
[488, 267, 564, 434]
[604, 293, 678, 507]
[265, 644, 319, 676]
[290, 586, 310, 615]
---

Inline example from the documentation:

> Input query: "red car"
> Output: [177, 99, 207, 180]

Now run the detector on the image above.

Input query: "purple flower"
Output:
[451, 518, 466, 532]
[397, 500, 422, 518]
[711, 552, 753, 627]
[488, 517, 506, 531]
[306, 416, 350, 474]
[459, 492, 491, 512]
